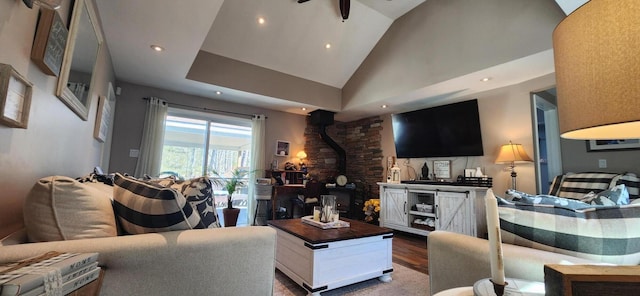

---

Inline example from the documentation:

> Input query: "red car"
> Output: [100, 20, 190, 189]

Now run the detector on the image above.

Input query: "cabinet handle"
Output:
[435, 204, 439, 220]
[404, 201, 407, 214]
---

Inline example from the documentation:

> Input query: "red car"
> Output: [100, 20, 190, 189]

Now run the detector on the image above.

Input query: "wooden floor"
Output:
[392, 230, 429, 274]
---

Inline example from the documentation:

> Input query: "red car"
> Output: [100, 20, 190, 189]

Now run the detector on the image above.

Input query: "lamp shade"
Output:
[553, 0, 640, 140]
[495, 142, 532, 164]
[296, 151, 307, 159]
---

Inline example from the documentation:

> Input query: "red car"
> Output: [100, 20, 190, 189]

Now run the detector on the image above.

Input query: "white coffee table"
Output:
[269, 218, 394, 296]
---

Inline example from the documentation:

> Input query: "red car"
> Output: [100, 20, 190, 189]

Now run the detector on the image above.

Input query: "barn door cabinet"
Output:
[378, 183, 488, 237]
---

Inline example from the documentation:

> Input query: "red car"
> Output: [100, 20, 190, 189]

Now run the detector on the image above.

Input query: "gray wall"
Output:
[109, 82, 308, 176]
[561, 139, 640, 175]
[0, 0, 116, 237]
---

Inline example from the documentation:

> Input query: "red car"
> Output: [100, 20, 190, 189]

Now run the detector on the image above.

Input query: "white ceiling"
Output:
[95, 0, 578, 120]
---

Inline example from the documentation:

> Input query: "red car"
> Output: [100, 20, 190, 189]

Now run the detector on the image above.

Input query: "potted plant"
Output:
[211, 168, 250, 227]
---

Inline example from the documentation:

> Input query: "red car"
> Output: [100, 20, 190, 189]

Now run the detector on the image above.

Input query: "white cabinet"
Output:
[381, 188, 407, 228]
[435, 191, 472, 235]
[379, 183, 487, 237]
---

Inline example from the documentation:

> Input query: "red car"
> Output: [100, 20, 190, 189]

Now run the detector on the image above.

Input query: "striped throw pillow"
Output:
[498, 199, 640, 265]
[150, 177, 221, 228]
[555, 172, 620, 199]
[112, 173, 204, 234]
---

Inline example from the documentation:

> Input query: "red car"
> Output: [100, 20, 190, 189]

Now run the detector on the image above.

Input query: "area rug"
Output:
[273, 263, 429, 295]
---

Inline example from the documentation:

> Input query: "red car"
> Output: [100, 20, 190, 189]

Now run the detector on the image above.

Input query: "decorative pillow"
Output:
[24, 176, 118, 242]
[148, 177, 220, 228]
[112, 173, 204, 234]
[555, 172, 621, 199]
[581, 184, 630, 206]
[615, 173, 640, 200]
[547, 175, 565, 196]
[498, 200, 640, 265]
[505, 189, 536, 201]
[515, 194, 594, 210]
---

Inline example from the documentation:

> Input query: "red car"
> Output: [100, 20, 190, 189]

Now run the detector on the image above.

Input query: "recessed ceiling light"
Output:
[215, 91, 222, 95]
[150, 45, 164, 52]
[381, 105, 388, 109]
[301, 107, 307, 111]
[257, 17, 265, 25]
[325, 43, 331, 49]
[480, 77, 491, 82]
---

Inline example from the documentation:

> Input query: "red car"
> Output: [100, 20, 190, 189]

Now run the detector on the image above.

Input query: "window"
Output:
[160, 108, 252, 214]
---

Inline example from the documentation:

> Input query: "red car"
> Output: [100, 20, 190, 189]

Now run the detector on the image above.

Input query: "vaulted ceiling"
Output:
[95, 0, 579, 121]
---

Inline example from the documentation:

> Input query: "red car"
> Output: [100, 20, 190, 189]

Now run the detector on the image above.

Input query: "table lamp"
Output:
[296, 151, 307, 173]
[495, 141, 532, 190]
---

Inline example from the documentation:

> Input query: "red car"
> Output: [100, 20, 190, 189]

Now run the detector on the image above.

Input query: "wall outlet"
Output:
[129, 149, 140, 158]
[598, 159, 607, 168]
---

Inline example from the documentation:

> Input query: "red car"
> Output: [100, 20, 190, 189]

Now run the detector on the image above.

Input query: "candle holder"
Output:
[490, 279, 508, 296]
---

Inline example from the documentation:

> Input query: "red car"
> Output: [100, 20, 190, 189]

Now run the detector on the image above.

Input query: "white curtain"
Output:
[248, 114, 266, 225]
[134, 97, 168, 178]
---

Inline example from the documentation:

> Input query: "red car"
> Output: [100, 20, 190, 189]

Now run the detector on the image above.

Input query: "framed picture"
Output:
[0, 64, 33, 129]
[586, 139, 640, 152]
[93, 83, 116, 142]
[31, 8, 68, 76]
[276, 140, 290, 156]
[433, 160, 451, 179]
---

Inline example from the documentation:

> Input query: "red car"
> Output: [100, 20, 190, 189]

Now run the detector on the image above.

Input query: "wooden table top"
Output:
[268, 218, 393, 245]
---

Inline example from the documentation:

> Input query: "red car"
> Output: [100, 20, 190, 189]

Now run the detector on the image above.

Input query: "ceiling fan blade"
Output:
[340, 0, 350, 20]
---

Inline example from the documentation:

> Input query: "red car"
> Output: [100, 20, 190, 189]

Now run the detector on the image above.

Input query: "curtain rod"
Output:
[143, 97, 265, 119]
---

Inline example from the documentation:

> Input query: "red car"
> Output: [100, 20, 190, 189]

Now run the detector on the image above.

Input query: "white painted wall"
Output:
[0, 0, 115, 237]
[380, 74, 557, 196]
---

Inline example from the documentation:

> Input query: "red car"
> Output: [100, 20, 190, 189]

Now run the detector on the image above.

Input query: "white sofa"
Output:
[0, 175, 277, 295]
[1, 227, 276, 296]
[427, 231, 596, 295]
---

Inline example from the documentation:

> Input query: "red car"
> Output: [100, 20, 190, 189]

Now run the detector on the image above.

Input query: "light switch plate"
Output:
[598, 159, 607, 168]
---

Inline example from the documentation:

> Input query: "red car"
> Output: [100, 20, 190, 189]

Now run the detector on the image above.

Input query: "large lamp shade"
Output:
[553, 0, 640, 139]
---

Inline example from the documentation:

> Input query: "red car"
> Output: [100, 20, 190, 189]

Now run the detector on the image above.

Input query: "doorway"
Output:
[531, 89, 563, 194]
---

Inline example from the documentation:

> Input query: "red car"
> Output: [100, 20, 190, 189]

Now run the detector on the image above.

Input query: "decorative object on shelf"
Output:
[421, 162, 429, 180]
[0, 64, 33, 129]
[296, 150, 307, 173]
[336, 174, 348, 186]
[211, 168, 250, 227]
[275, 140, 290, 156]
[464, 168, 476, 178]
[362, 198, 380, 224]
[389, 163, 401, 184]
[30, 8, 67, 76]
[484, 189, 507, 296]
[433, 160, 451, 180]
[56, 0, 103, 121]
[495, 141, 532, 190]
[284, 161, 297, 171]
[386, 156, 395, 182]
[475, 167, 484, 178]
[93, 83, 116, 142]
[553, 0, 640, 140]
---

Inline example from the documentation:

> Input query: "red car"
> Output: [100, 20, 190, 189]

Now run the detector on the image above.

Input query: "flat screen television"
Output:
[391, 99, 484, 158]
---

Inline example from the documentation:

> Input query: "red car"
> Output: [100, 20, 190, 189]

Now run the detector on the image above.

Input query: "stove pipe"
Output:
[309, 110, 346, 175]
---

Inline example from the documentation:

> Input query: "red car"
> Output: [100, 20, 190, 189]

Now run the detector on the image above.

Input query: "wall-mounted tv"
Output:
[391, 99, 484, 158]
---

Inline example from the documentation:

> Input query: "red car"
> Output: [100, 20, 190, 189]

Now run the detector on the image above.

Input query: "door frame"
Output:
[531, 90, 563, 194]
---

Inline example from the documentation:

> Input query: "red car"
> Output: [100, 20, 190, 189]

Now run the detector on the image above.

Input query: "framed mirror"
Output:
[56, 0, 102, 120]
